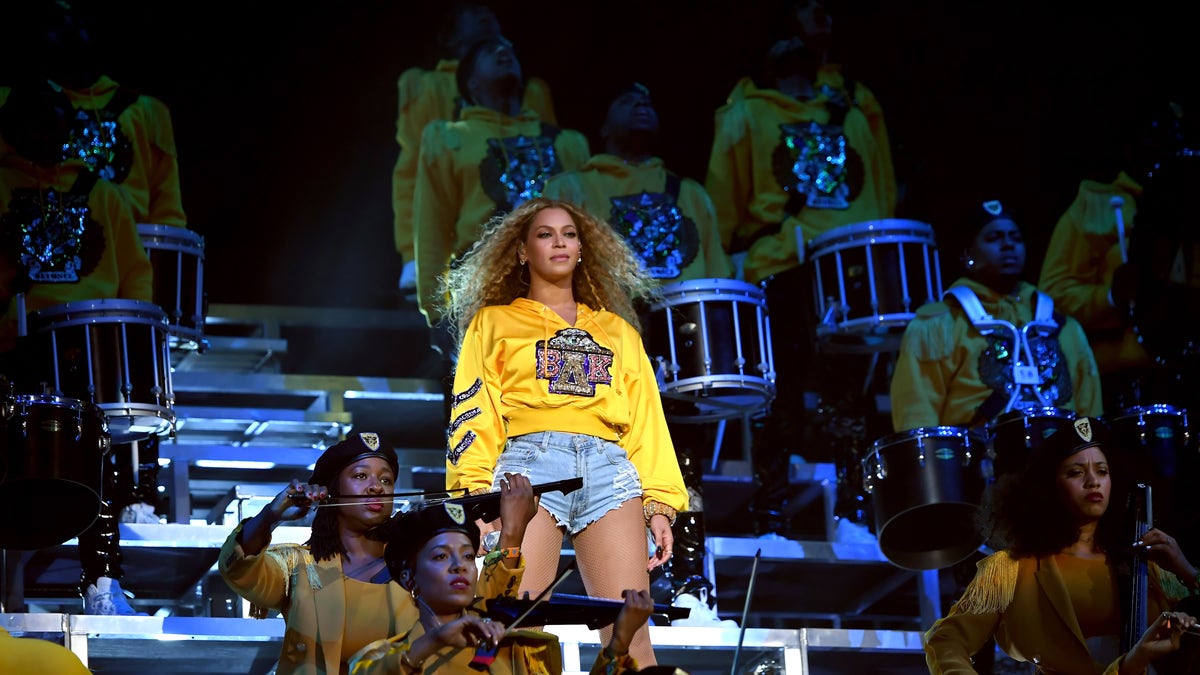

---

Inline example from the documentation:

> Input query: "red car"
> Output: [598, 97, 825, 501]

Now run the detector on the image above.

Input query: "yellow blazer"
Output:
[925, 551, 1191, 675]
[218, 520, 521, 675]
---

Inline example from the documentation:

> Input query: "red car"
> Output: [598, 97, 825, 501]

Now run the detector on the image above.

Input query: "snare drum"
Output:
[0, 394, 110, 549]
[862, 426, 984, 570]
[27, 298, 175, 443]
[644, 278, 775, 421]
[987, 406, 1077, 479]
[138, 223, 207, 350]
[807, 219, 943, 346]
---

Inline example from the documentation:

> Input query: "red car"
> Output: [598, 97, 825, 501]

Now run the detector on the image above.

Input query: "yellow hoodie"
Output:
[446, 298, 687, 513]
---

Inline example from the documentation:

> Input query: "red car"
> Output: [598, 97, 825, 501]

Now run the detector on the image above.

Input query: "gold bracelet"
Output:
[642, 500, 677, 526]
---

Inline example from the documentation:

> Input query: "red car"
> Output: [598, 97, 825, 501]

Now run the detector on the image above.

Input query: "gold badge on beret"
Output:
[445, 503, 466, 525]
[1073, 418, 1093, 443]
[359, 433, 380, 451]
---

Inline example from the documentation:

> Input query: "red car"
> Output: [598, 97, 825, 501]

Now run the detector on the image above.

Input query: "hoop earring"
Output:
[578, 255, 583, 263]
[519, 257, 526, 266]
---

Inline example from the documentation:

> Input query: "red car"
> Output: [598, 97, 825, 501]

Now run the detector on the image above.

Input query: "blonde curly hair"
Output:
[439, 197, 661, 347]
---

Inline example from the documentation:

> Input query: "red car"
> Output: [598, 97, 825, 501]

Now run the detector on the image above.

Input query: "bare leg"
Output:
[572, 498, 656, 667]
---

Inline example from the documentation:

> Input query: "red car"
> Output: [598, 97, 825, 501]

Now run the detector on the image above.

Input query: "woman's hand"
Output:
[608, 589, 655, 659]
[1122, 610, 1198, 674]
[647, 514, 673, 571]
[497, 472, 538, 547]
[272, 479, 329, 523]
[431, 614, 508, 651]
[1136, 528, 1196, 581]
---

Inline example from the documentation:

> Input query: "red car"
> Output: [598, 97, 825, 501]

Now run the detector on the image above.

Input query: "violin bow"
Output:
[730, 548, 762, 675]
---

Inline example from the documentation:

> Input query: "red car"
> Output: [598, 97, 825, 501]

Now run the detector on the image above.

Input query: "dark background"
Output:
[4, 2, 1196, 313]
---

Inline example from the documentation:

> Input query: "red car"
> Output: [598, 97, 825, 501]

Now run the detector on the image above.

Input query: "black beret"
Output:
[308, 432, 399, 491]
[1034, 415, 1110, 461]
[383, 502, 482, 581]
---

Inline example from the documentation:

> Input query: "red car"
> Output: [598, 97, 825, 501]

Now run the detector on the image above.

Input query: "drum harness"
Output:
[945, 286, 1060, 418]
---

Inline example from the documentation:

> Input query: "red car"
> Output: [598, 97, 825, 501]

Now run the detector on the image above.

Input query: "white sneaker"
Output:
[84, 577, 146, 616]
[120, 502, 161, 524]
[670, 591, 739, 628]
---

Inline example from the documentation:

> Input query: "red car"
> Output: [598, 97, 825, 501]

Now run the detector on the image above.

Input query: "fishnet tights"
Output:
[517, 498, 657, 666]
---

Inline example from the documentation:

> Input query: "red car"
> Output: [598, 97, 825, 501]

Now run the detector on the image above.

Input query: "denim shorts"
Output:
[492, 431, 642, 535]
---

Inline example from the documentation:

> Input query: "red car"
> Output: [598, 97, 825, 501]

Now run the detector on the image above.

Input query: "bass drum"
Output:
[0, 394, 110, 549]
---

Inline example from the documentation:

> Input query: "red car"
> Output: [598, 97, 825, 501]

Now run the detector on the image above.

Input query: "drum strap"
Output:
[947, 287, 1064, 423]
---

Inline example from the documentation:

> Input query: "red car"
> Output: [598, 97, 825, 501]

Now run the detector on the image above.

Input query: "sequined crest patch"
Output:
[609, 190, 699, 279]
[1, 187, 103, 283]
[771, 120, 861, 211]
[63, 109, 133, 183]
[480, 133, 561, 212]
[978, 332, 1073, 409]
[537, 327, 614, 396]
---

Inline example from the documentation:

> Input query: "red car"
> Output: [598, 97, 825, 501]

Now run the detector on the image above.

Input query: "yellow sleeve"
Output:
[445, 312, 507, 495]
[413, 122, 459, 326]
[889, 308, 955, 432]
[217, 520, 292, 613]
[541, 170, 586, 208]
[1038, 200, 1121, 332]
[620, 328, 688, 512]
[705, 102, 753, 252]
[555, 129, 592, 174]
[141, 96, 187, 228]
[524, 76, 558, 126]
[101, 183, 155, 303]
[347, 633, 412, 675]
[480, 551, 524, 599]
[392, 68, 434, 261]
[924, 552, 1015, 674]
[852, 81, 897, 217]
[681, 178, 733, 279]
[1060, 317, 1104, 417]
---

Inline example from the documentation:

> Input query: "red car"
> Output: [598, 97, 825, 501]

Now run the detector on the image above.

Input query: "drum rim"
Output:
[655, 277, 765, 296]
[807, 219, 935, 252]
[9, 393, 85, 410]
[651, 281, 767, 312]
[136, 222, 205, 245]
[32, 298, 170, 325]
[869, 425, 972, 451]
[1109, 403, 1188, 418]
[990, 406, 1078, 423]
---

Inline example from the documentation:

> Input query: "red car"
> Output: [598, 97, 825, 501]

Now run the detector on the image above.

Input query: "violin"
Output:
[483, 593, 689, 630]
[295, 476, 583, 523]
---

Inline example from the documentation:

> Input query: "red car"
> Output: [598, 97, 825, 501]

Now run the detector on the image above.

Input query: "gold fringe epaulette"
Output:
[953, 551, 1018, 615]
[248, 544, 319, 619]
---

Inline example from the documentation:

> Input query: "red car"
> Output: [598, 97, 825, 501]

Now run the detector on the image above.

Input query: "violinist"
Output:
[347, 500, 656, 674]
[925, 417, 1200, 674]
[217, 432, 537, 675]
